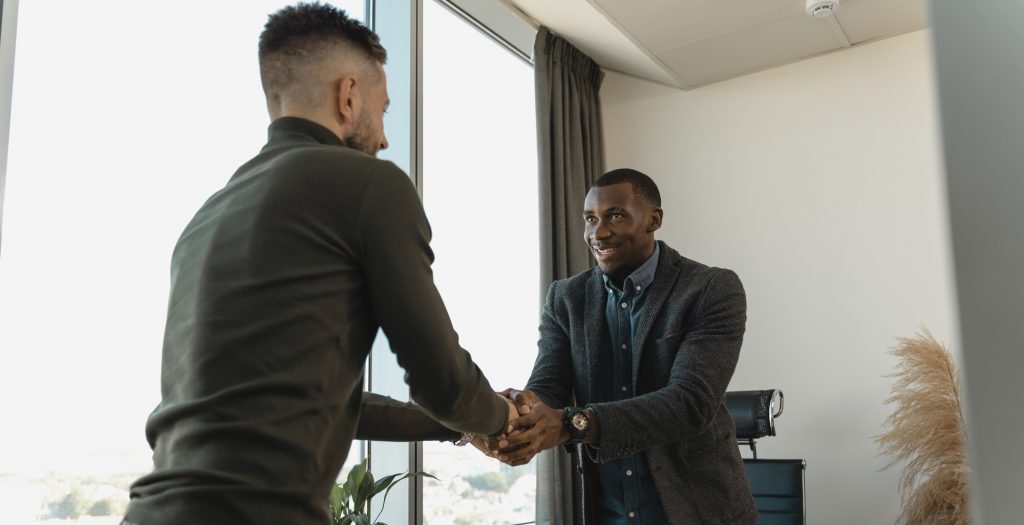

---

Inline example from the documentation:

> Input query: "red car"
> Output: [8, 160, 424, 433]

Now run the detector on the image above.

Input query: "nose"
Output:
[592, 222, 611, 240]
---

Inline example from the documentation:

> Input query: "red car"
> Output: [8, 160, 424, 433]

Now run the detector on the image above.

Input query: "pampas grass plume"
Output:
[877, 327, 970, 525]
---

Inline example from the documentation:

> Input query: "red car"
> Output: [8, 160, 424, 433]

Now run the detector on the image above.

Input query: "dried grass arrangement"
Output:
[877, 328, 970, 525]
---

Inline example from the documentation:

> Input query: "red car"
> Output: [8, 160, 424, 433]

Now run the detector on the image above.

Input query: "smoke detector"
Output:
[806, 0, 839, 17]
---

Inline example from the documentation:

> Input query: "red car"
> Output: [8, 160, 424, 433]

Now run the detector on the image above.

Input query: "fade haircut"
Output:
[258, 2, 387, 110]
[591, 168, 662, 208]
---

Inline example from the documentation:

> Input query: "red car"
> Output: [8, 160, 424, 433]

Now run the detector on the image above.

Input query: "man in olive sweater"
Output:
[124, 4, 513, 524]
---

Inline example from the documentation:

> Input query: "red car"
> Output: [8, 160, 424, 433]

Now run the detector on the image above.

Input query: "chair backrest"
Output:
[726, 389, 805, 525]
[743, 459, 806, 525]
[725, 389, 784, 439]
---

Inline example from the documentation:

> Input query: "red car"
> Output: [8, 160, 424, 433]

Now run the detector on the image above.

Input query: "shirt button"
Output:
[620, 302, 628, 309]
[629, 511, 636, 518]
[620, 344, 627, 350]
[626, 469, 633, 476]
[635, 285, 641, 291]
[621, 386, 627, 392]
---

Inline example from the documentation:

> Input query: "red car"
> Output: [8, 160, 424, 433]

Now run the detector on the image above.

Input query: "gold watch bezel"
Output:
[571, 412, 589, 431]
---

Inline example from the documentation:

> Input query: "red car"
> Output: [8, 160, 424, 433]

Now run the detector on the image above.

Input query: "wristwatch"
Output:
[563, 407, 592, 444]
[454, 432, 475, 447]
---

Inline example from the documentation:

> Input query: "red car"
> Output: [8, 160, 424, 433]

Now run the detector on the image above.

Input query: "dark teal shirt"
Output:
[593, 244, 669, 525]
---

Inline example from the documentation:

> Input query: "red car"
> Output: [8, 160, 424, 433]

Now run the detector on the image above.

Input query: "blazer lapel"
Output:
[632, 244, 680, 386]
[583, 270, 605, 404]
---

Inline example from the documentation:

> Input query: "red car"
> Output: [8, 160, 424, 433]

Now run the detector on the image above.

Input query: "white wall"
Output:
[601, 30, 958, 525]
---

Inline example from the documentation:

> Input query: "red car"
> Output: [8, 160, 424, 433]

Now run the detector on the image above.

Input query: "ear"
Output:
[336, 77, 358, 126]
[648, 207, 664, 233]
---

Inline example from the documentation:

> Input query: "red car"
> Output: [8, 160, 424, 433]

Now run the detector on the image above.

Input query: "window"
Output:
[420, 1, 540, 524]
[0, 2, 365, 523]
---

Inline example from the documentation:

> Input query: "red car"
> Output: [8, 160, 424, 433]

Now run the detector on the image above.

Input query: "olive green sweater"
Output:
[126, 117, 507, 525]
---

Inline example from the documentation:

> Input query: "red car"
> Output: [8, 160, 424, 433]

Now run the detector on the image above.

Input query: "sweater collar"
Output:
[267, 116, 345, 147]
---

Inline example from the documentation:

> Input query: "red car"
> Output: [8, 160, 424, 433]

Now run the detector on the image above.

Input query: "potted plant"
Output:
[328, 458, 436, 525]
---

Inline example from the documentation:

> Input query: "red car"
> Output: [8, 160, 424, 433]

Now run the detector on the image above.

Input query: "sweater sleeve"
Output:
[356, 393, 460, 442]
[356, 163, 508, 437]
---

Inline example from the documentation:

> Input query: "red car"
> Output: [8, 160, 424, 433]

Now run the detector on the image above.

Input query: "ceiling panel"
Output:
[501, 0, 931, 90]
[513, 0, 683, 86]
[659, 14, 848, 87]
[834, 0, 929, 44]
[592, 0, 805, 54]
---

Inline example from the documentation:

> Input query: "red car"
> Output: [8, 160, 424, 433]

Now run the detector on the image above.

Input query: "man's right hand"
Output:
[495, 392, 569, 466]
[500, 388, 541, 417]
[503, 395, 519, 434]
[468, 390, 530, 459]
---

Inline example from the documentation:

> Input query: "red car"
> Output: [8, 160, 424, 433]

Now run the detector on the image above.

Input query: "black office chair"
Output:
[725, 390, 806, 525]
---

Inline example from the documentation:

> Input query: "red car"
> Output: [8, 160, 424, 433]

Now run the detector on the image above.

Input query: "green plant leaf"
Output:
[346, 459, 369, 513]
[371, 472, 438, 524]
[331, 462, 437, 525]
[336, 481, 353, 516]
[329, 484, 342, 523]
[370, 473, 401, 499]
[356, 470, 375, 513]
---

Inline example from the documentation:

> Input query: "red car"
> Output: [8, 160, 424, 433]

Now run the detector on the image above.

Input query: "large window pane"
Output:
[421, 2, 539, 524]
[0, 2, 364, 523]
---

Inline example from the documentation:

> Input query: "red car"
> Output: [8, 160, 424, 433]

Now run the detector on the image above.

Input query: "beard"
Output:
[344, 115, 381, 157]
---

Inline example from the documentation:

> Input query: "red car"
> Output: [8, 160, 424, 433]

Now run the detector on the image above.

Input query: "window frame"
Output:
[367, 1, 537, 524]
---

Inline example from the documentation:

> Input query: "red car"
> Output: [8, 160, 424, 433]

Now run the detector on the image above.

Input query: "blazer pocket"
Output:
[655, 330, 681, 343]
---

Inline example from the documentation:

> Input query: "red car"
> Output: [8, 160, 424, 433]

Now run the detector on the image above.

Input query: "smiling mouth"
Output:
[592, 245, 618, 257]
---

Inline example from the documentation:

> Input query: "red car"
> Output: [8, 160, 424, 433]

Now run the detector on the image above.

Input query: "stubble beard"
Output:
[345, 115, 379, 157]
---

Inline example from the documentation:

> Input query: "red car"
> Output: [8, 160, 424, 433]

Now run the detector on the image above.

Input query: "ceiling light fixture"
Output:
[806, 0, 839, 17]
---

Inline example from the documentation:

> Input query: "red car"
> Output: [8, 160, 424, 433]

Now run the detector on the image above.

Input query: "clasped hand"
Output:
[471, 389, 570, 467]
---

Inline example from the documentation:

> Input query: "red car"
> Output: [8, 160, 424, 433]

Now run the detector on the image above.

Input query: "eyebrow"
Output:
[583, 206, 627, 216]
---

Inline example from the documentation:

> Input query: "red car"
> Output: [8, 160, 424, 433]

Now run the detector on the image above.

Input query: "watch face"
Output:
[571, 412, 589, 431]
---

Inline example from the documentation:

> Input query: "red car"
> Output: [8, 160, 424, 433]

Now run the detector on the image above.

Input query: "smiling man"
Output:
[496, 168, 757, 524]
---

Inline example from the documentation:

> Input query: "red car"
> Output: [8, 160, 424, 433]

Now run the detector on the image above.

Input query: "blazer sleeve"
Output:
[525, 281, 576, 409]
[355, 393, 460, 442]
[357, 163, 509, 437]
[586, 269, 746, 462]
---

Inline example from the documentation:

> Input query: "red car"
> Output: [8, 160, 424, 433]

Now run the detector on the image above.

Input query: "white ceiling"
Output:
[505, 0, 929, 89]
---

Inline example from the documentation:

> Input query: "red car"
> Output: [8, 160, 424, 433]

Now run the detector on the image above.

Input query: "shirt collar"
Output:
[603, 243, 660, 295]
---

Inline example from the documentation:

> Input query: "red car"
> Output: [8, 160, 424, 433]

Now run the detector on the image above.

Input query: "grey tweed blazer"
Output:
[526, 241, 757, 525]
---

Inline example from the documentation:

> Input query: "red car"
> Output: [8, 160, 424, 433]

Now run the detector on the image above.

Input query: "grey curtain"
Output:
[533, 26, 605, 525]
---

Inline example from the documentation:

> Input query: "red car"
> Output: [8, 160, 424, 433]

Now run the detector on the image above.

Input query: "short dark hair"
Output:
[258, 3, 387, 104]
[591, 168, 662, 207]
[259, 2, 386, 64]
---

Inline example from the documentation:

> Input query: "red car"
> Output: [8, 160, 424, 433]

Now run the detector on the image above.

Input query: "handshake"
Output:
[467, 389, 576, 467]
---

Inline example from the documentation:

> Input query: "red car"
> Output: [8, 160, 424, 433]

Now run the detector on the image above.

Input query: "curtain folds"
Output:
[533, 25, 605, 525]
